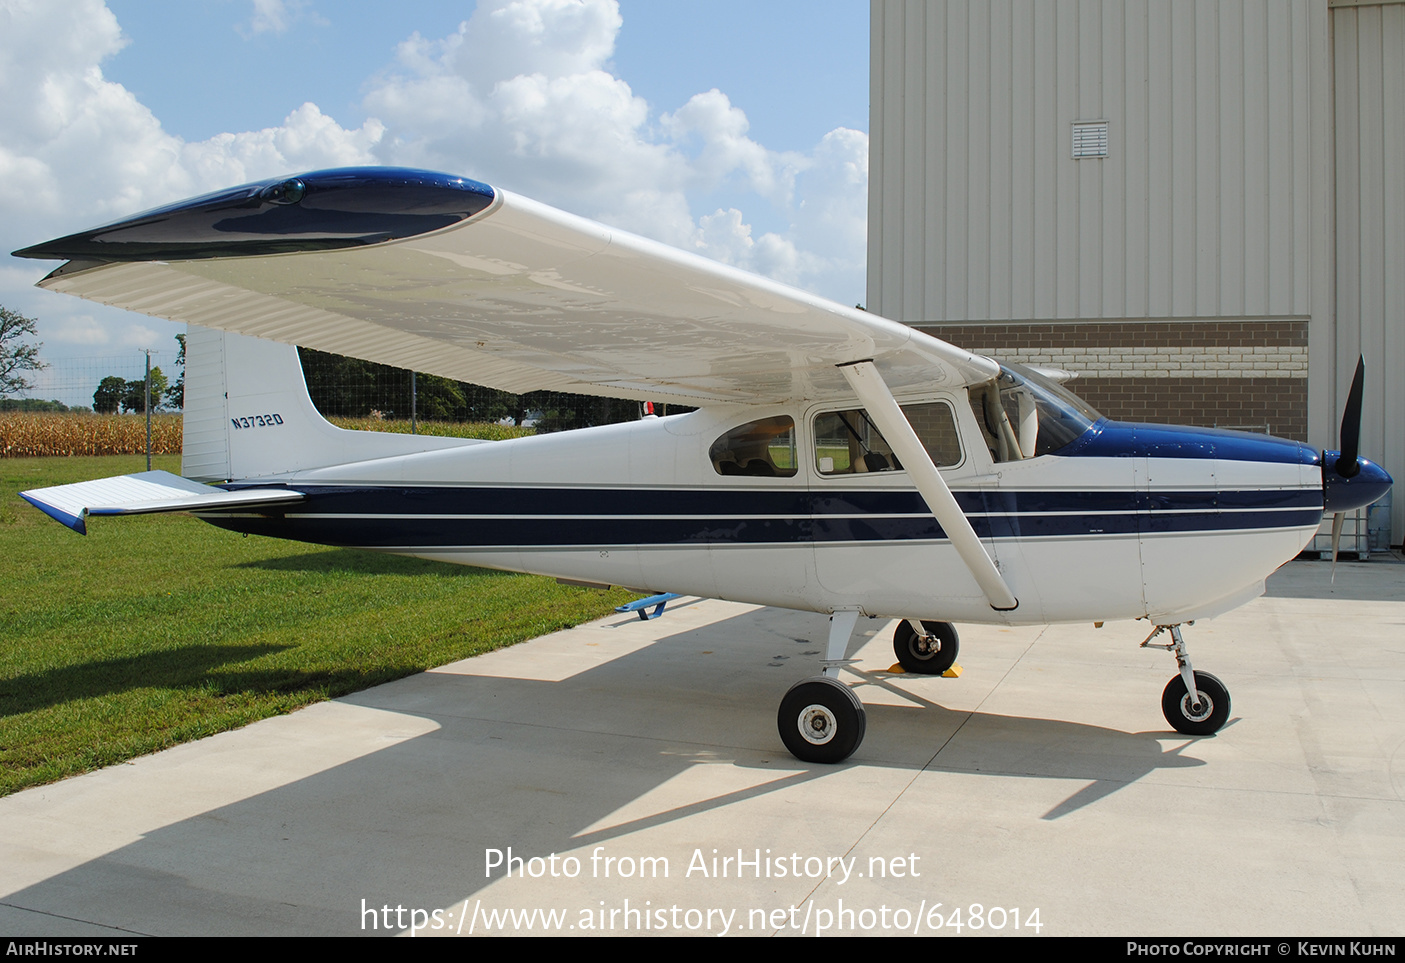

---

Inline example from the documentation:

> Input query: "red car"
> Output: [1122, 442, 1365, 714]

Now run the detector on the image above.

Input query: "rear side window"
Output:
[710, 416, 797, 477]
[814, 402, 961, 475]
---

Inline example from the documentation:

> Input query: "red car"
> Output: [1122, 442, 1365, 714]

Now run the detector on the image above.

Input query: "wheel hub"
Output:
[1180, 691, 1214, 723]
[798, 704, 838, 745]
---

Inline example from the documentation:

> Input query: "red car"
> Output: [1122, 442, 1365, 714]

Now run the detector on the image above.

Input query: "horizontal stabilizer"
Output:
[20, 470, 304, 535]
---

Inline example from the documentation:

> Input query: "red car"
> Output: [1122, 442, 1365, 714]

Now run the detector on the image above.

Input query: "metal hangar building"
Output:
[867, 0, 1403, 545]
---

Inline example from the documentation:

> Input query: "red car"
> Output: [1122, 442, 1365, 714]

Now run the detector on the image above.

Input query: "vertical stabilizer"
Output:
[181, 326, 481, 483]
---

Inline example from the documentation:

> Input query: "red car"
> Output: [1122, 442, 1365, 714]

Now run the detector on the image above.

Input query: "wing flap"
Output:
[20, 470, 304, 535]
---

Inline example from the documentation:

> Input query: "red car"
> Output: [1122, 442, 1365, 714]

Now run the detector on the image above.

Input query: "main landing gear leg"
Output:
[1141, 624, 1231, 736]
[777, 610, 867, 764]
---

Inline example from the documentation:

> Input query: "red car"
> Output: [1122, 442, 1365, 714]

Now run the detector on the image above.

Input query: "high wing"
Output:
[17, 168, 995, 406]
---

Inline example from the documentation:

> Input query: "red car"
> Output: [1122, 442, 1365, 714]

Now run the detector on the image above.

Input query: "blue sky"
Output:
[1, 1, 870, 403]
[103, 1, 869, 154]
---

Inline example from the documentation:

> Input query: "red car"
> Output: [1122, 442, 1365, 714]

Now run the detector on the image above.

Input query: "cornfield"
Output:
[1, 413, 183, 457]
[1, 413, 535, 457]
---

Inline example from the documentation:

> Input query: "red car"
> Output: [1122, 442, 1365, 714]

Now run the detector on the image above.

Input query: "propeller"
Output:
[1330, 357, 1366, 579]
[1334, 357, 1365, 480]
[1330, 508, 1345, 582]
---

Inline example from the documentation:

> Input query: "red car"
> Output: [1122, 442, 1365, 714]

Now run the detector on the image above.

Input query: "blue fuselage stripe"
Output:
[205, 484, 1323, 549]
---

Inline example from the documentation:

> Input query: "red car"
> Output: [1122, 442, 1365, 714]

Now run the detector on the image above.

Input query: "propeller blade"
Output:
[1335, 356, 1365, 478]
[1330, 511, 1344, 583]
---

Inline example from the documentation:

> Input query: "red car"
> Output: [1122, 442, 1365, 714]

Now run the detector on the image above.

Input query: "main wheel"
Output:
[1161, 671, 1231, 735]
[892, 620, 959, 674]
[777, 676, 866, 764]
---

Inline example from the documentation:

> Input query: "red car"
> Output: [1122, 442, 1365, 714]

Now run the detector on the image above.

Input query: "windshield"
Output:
[968, 363, 1101, 461]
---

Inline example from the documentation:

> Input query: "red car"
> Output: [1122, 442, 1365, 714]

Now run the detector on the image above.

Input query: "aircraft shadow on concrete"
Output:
[4, 605, 1212, 936]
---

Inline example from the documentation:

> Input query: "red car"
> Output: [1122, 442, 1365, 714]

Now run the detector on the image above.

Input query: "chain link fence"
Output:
[3, 346, 691, 435]
[297, 348, 692, 433]
[1, 350, 182, 413]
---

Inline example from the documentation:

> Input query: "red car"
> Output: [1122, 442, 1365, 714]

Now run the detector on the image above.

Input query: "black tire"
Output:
[892, 620, 960, 674]
[1161, 671, 1231, 735]
[777, 677, 866, 764]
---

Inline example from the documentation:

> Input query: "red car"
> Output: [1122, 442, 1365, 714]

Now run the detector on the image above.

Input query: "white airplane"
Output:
[15, 167, 1393, 763]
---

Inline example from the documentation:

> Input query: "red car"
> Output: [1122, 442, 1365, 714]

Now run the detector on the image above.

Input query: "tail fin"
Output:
[181, 325, 481, 482]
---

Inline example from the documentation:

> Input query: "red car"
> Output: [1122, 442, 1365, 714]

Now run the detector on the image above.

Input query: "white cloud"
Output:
[181, 103, 384, 189]
[240, 0, 324, 38]
[363, 0, 673, 205]
[48, 314, 111, 346]
[359, 0, 867, 301]
[0, 0, 381, 245]
[0, 263, 51, 295]
[1, 0, 869, 367]
[43, 313, 158, 348]
[662, 89, 802, 205]
[791, 127, 869, 262]
[119, 323, 163, 348]
[247, 0, 291, 36]
[447, 0, 621, 89]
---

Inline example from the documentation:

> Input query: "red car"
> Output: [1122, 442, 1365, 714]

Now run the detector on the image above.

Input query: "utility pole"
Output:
[144, 349, 152, 471]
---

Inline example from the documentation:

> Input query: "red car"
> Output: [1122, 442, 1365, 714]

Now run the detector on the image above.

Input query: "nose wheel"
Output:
[1142, 624, 1232, 735]
[1161, 670, 1230, 735]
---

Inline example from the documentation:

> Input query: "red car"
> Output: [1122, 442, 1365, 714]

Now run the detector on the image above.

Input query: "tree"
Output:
[120, 367, 167, 413]
[169, 333, 186, 409]
[0, 398, 69, 412]
[93, 376, 126, 414]
[0, 306, 46, 396]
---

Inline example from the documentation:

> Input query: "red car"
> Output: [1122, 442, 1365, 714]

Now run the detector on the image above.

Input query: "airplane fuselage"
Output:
[207, 391, 1326, 628]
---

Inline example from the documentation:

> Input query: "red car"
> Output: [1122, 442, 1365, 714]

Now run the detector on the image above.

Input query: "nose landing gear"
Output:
[1141, 624, 1232, 735]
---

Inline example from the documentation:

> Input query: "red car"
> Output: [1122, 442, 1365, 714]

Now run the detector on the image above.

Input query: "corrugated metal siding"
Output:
[1332, 2, 1405, 539]
[868, 0, 1316, 324]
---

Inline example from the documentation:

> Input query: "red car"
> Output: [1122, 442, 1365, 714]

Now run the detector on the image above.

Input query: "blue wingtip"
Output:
[13, 167, 496, 262]
[19, 492, 87, 535]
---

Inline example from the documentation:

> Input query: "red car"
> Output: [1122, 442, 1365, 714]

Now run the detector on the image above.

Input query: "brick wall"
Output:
[916, 320, 1310, 441]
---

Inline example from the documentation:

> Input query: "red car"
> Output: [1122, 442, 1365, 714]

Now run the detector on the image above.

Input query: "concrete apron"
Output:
[1, 560, 1402, 937]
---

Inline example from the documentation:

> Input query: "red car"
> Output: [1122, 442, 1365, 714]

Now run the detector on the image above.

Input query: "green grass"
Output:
[0, 456, 635, 796]
[324, 416, 535, 441]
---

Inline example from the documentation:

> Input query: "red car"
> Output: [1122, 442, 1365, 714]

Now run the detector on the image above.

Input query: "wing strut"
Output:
[838, 361, 1018, 612]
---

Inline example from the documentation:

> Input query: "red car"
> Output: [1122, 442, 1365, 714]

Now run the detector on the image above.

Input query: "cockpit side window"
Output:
[813, 402, 961, 475]
[969, 363, 1101, 462]
[710, 416, 797, 477]
[970, 379, 1024, 463]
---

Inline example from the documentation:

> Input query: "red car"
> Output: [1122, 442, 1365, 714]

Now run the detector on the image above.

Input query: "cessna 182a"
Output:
[15, 167, 1393, 764]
